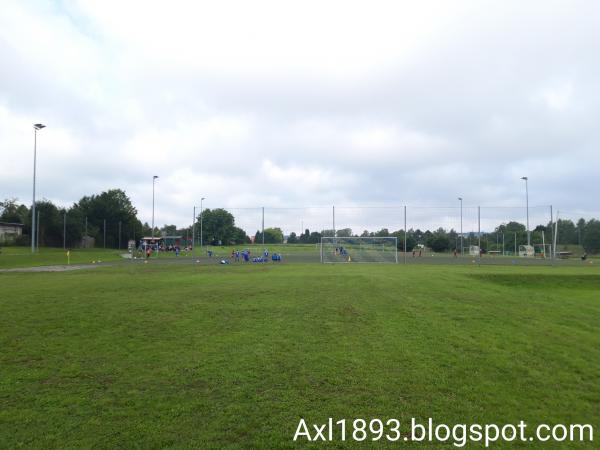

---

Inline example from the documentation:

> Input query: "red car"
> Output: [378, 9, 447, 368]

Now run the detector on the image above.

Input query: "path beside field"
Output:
[0, 264, 104, 273]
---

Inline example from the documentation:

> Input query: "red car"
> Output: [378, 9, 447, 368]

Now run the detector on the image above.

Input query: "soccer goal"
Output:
[518, 245, 534, 257]
[534, 244, 552, 258]
[469, 245, 480, 256]
[321, 237, 398, 263]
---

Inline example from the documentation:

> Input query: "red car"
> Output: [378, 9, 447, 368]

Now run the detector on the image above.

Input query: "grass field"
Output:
[1, 260, 599, 448]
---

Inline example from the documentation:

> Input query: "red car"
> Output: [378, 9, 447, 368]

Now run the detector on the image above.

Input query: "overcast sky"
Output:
[1, 0, 599, 233]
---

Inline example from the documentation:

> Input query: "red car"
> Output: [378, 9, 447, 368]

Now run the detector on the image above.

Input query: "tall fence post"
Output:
[404, 205, 407, 264]
[549, 205, 554, 262]
[36, 210, 40, 252]
[63, 211, 66, 249]
[103, 219, 106, 249]
[478, 206, 481, 266]
[192, 206, 196, 260]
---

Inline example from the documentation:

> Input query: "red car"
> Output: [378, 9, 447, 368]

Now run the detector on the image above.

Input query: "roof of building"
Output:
[0, 222, 24, 227]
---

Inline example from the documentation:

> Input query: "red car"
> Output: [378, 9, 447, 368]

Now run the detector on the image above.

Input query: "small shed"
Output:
[0, 222, 24, 244]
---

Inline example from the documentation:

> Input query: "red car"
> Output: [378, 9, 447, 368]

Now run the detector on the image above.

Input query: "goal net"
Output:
[519, 245, 534, 257]
[469, 245, 480, 256]
[321, 237, 398, 263]
[534, 244, 552, 258]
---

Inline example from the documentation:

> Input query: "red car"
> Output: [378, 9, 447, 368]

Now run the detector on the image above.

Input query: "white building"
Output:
[0, 222, 23, 244]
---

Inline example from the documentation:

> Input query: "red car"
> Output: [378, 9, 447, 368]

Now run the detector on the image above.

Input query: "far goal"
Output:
[321, 237, 398, 263]
[518, 245, 534, 257]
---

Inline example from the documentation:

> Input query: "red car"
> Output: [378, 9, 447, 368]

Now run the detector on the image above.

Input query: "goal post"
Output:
[320, 237, 398, 263]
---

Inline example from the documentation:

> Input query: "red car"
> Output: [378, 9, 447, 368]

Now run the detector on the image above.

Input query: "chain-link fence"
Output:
[184, 203, 599, 266]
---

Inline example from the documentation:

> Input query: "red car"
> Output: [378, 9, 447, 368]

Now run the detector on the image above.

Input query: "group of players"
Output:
[214, 248, 283, 264]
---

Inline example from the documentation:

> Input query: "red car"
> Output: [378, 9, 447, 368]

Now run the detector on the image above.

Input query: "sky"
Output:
[1, 0, 599, 234]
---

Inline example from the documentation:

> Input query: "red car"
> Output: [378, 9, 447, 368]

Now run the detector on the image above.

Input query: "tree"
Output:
[374, 228, 390, 237]
[161, 224, 178, 236]
[199, 208, 235, 245]
[577, 218, 586, 245]
[231, 227, 250, 244]
[496, 221, 526, 233]
[299, 229, 311, 244]
[308, 231, 322, 244]
[496, 221, 528, 247]
[426, 228, 451, 252]
[555, 219, 577, 245]
[72, 189, 142, 248]
[26, 200, 63, 247]
[287, 232, 298, 244]
[0, 198, 29, 225]
[336, 228, 352, 237]
[255, 227, 284, 244]
[583, 220, 600, 253]
[391, 229, 416, 251]
[1, 198, 31, 243]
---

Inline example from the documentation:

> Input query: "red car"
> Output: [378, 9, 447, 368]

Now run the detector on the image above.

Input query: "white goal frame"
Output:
[519, 245, 535, 258]
[533, 244, 552, 259]
[320, 237, 398, 263]
[469, 245, 480, 256]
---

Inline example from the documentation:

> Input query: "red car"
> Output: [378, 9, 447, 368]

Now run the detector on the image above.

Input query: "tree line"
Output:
[1, 190, 147, 248]
[2, 194, 600, 253]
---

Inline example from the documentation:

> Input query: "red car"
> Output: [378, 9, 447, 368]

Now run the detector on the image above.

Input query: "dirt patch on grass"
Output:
[0, 264, 104, 273]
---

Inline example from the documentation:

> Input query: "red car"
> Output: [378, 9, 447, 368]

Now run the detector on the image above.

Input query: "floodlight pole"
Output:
[152, 175, 159, 238]
[458, 197, 463, 255]
[522, 176, 530, 246]
[262, 206, 265, 245]
[103, 219, 106, 249]
[118, 221, 122, 249]
[31, 124, 45, 253]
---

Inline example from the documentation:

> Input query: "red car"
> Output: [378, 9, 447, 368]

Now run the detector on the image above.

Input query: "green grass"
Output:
[1, 263, 599, 448]
[0, 246, 124, 269]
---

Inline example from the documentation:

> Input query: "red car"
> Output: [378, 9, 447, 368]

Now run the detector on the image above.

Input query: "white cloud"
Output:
[1, 0, 600, 232]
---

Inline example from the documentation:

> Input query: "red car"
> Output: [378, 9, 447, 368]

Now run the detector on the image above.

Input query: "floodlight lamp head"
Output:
[521, 176, 528, 181]
[33, 123, 46, 130]
[153, 175, 159, 180]
[458, 197, 462, 201]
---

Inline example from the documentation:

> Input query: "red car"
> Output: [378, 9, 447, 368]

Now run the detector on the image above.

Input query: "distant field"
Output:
[1, 263, 598, 448]
[1, 244, 596, 270]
